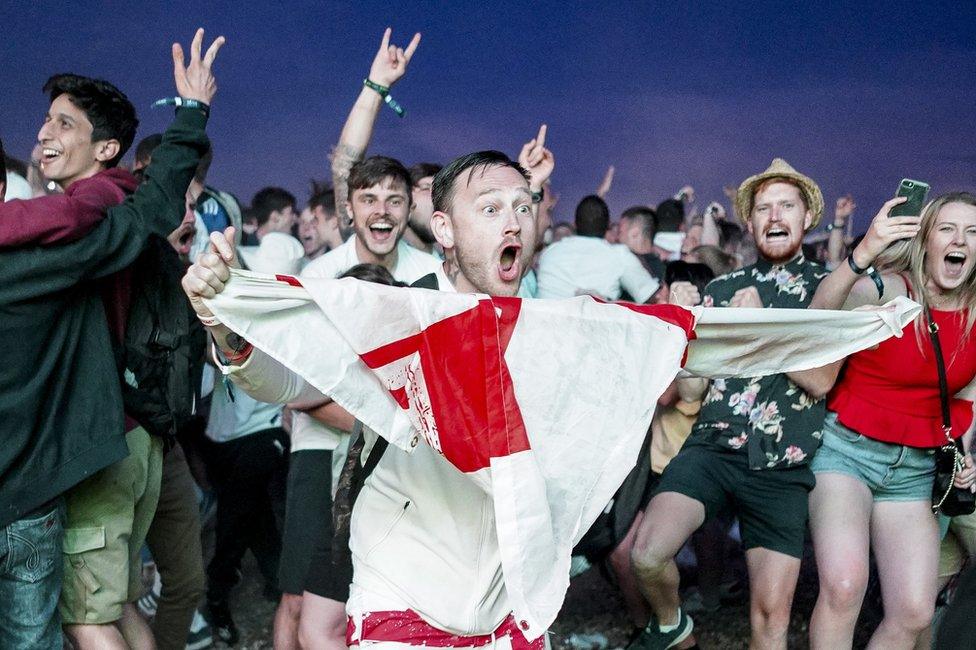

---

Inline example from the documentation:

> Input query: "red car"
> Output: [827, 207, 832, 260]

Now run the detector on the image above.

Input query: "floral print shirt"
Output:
[688, 254, 830, 470]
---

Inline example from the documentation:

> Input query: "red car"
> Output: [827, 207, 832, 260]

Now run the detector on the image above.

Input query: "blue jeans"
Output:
[0, 501, 64, 650]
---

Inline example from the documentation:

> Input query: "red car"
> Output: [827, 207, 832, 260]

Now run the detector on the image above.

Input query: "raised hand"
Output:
[705, 201, 727, 221]
[850, 197, 921, 268]
[172, 28, 225, 105]
[834, 194, 856, 223]
[368, 27, 421, 88]
[181, 226, 239, 321]
[518, 124, 555, 191]
[729, 286, 763, 308]
[668, 281, 701, 307]
[596, 165, 615, 198]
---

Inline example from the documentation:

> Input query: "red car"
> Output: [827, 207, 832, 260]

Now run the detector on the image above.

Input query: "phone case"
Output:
[890, 179, 930, 217]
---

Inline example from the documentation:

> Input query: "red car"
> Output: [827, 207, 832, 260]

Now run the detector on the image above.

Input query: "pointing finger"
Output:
[203, 35, 226, 67]
[190, 27, 204, 63]
[380, 27, 391, 52]
[404, 32, 421, 61]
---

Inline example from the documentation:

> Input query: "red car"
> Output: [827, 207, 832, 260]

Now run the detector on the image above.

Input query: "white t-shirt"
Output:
[291, 237, 442, 452]
[535, 235, 660, 302]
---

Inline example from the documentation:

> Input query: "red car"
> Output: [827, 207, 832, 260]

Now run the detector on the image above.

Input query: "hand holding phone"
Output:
[889, 178, 930, 218]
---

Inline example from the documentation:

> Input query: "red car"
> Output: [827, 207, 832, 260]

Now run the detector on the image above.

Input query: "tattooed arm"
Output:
[331, 27, 421, 228]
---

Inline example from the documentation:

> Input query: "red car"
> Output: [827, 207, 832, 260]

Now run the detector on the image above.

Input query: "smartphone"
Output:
[889, 178, 930, 217]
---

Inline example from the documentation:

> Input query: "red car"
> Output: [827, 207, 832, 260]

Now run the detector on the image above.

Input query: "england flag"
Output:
[205, 269, 919, 637]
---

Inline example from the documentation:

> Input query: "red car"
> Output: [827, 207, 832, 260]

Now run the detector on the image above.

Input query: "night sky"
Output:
[3, 1, 974, 231]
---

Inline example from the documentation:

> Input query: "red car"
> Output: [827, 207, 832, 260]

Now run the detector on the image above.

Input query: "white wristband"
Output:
[198, 314, 220, 327]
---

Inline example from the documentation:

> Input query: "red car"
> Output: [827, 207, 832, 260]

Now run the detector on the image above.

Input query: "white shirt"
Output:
[291, 237, 441, 452]
[536, 235, 659, 302]
[219, 270, 514, 635]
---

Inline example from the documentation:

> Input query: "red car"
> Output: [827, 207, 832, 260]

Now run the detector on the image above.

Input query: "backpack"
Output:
[116, 238, 205, 439]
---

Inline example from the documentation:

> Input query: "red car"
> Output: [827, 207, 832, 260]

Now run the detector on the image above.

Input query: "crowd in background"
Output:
[3, 25, 976, 650]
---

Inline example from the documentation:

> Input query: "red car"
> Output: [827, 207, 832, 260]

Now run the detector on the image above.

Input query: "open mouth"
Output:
[765, 227, 789, 242]
[945, 251, 968, 278]
[368, 220, 395, 242]
[498, 244, 521, 282]
[40, 147, 62, 165]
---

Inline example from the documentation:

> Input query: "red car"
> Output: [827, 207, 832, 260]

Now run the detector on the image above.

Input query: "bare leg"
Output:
[867, 500, 939, 650]
[118, 603, 156, 649]
[64, 623, 129, 650]
[745, 548, 800, 650]
[630, 491, 706, 626]
[809, 472, 873, 649]
[297, 592, 347, 650]
[608, 511, 651, 627]
[274, 593, 303, 650]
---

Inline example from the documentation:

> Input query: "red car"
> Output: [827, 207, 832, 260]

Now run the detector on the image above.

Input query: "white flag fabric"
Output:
[205, 269, 920, 638]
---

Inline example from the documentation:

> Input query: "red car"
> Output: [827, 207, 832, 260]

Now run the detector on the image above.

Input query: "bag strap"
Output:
[925, 307, 956, 447]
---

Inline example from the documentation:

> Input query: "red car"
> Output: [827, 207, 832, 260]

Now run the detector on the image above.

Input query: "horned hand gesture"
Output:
[519, 124, 555, 192]
[172, 28, 225, 105]
[368, 27, 421, 88]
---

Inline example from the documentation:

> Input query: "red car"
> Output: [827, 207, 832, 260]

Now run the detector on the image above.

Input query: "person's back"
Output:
[537, 195, 658, 302]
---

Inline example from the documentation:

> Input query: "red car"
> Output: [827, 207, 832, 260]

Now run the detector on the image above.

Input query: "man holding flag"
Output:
[182, 145, 917, 647]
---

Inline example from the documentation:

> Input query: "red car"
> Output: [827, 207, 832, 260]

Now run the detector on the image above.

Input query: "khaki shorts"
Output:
[940, 510, 976, 580]
[59, 427, 163, 624]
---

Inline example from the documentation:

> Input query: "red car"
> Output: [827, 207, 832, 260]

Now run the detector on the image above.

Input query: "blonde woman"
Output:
[807, 192, 976, 649]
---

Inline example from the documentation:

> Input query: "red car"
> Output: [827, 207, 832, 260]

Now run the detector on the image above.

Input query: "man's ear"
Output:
[430, 210, 454, 249]
[344, 200, 354, 226]
[803, 209, 813, 232]
[93, 139, 121, 164]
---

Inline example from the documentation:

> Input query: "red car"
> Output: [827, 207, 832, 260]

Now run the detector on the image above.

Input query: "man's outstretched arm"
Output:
[331, 27, 420, 228]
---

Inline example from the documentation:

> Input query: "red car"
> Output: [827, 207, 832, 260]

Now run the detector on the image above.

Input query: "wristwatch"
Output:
[531, 189, 544, 205]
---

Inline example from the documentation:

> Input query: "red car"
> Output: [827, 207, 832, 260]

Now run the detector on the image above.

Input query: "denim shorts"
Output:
[811, 412, 936, 501]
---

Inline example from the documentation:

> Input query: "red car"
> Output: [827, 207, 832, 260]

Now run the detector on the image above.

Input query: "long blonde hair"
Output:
[875, 192, 976, 351]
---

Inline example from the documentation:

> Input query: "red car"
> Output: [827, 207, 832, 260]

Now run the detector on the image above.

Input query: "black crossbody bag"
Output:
[929, 308, 976, 516]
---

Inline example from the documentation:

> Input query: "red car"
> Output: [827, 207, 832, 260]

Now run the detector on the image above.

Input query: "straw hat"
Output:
[735, 158, 824, 231]
[238, 232, 304, 275]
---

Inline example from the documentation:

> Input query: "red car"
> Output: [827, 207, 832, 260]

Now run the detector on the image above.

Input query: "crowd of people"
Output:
[3, 24, 976, 650]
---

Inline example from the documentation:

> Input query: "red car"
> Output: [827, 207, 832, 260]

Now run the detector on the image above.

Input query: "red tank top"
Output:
[827, 278, 976, 447]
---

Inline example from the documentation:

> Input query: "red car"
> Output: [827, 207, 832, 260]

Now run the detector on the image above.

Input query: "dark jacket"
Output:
[0, 108, 209, 527]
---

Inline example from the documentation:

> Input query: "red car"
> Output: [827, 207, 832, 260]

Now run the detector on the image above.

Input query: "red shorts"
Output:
[347, 609, 545, 650]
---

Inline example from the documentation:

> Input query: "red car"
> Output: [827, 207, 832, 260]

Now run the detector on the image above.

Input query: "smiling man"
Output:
[629, 159, 838, 650]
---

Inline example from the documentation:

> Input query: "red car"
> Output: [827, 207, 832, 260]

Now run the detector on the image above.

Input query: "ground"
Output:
[227, 545, 884, 649]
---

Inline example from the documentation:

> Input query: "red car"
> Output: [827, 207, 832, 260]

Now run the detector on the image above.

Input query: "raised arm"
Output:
[810, 196, 920, 310]
[826, 195, 855, 270]
[331, 28, 420, 228]
[700, 201, 725, 247]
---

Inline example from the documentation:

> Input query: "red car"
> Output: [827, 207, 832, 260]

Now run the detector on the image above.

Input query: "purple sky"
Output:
[3, 1, 974, 233]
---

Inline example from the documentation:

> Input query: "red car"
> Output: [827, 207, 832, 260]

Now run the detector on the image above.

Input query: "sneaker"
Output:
[185, 609, 214, 650]
[204, 599, 239, 646]
[626, 609, 694, 650]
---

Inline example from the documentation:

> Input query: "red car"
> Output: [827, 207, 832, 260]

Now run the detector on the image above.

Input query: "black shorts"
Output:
[278, 449, 351, 601]
[655, 444, 816, 559]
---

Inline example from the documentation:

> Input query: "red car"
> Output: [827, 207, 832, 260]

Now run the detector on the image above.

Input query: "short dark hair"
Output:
[574, 195, 610, 237]
[348, 155, 411, 197]
[620, 205, 657, 241]
[308, 180, 336, 214]
[338, 263, 405, 287]
[134, 133, 163, 167]
[655, 198, 685, 232]
[251, 186, 297, 227]
[409, 162, 442, 186]
[718, 220, 744, 249]
[432, 150, 529, 214]
[43, 73, 138, 167]
[665, 260, 715, 296]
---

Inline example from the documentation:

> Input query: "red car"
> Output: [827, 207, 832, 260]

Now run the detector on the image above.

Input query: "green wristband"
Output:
[363, 78, 405, 118]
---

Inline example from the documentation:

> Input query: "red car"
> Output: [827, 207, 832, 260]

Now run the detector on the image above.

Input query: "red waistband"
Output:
[347, 610, 544, 650]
